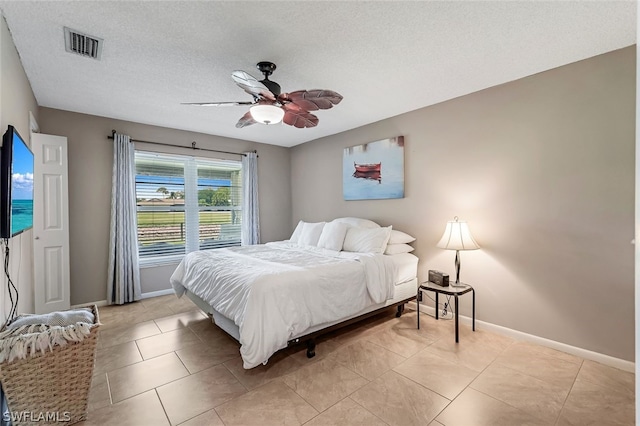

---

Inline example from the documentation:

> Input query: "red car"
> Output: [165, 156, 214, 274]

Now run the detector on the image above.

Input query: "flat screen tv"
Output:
[0, 126, 34, 238]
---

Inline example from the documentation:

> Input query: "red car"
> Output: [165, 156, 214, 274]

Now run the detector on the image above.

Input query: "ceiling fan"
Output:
[182, 61, 343, 128]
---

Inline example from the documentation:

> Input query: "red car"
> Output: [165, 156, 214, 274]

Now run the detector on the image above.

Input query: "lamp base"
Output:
[451, 250, 466, 287]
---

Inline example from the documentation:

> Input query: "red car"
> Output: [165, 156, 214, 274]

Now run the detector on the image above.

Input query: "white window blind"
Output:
[134, 151, 242, 261]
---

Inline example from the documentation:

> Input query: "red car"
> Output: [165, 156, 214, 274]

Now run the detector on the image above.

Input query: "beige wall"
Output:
[291, 47, 636, 361]
[0, 15, 39, 318]
[38, 108, 291, 303]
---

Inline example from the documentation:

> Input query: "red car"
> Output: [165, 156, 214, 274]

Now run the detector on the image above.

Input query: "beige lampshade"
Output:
[436, 217, 480, 251]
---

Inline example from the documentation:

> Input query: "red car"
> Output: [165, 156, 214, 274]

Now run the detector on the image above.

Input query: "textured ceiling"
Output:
[0, 1, 635, 148]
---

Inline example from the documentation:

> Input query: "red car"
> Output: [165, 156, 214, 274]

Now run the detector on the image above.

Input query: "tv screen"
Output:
[0, 126, 34, 238]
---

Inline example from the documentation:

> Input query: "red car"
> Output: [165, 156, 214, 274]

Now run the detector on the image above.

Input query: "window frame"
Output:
[134, 150, 242, 266]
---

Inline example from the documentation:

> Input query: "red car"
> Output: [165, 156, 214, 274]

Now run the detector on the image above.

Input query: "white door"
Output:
[32, 133, 70, 314]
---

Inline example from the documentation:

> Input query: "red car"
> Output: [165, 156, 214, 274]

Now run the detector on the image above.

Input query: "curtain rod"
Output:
[107, 130, 256, 157]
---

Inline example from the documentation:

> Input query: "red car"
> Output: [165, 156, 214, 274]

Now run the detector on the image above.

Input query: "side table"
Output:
[417, 281, 475, 342]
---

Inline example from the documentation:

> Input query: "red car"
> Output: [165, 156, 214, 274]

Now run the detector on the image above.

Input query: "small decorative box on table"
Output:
[0, 305, 100, 425]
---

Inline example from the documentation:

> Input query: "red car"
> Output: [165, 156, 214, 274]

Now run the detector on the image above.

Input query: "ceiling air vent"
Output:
[64, 27, 103, 60]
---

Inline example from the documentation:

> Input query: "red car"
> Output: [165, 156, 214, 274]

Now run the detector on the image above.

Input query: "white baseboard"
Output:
[140, 289, 174, 299]
[70, 289, 174, 309]
[410, 300, 454, 320]
[408, 301, 635, 373]
[71, 300, 108, 309]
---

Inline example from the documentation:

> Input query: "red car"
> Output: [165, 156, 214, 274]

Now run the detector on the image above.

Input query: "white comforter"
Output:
[170, 241, 397, 368]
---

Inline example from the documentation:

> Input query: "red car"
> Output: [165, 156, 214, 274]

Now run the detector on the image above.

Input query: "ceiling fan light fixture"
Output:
[185, 61, 342, 129]
[249, 104, 284, 125]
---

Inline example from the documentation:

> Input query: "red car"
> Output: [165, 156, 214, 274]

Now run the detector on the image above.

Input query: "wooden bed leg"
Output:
[396, 304, 405, 318]
[306, 338, 316, 358]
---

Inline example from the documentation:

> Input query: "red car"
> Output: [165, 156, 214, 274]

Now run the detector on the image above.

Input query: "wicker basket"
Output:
[0, 305, 100, 426]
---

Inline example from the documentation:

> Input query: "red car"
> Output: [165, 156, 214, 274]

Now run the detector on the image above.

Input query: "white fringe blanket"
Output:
[0, 322, 94, 363]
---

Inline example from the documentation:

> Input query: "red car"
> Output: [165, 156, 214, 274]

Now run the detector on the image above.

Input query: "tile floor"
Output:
[79, 294, 635, 425]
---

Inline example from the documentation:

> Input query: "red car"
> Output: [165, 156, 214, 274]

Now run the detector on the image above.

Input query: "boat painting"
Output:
[354, 162, 381, 173]
[343, 136, 404, 200]
[353, 170, 382, 183]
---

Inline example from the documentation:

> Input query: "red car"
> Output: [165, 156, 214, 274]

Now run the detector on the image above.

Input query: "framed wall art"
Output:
[343, 136, 404, 201]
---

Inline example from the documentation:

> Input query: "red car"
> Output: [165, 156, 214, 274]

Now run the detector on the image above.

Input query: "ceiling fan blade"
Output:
[283, 108, 319, 128]
[232, 70, 276, 101]
[279, 90, 343, 111]
[236, 111, 257, 128]
[181, 101, 255, 107]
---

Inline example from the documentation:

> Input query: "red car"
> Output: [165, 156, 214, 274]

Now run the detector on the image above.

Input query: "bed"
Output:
[170, 218, 418, 369]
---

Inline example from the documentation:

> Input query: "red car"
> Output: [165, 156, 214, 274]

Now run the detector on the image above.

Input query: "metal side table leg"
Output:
[472, 288, 476, 332]
[417, 290, 421, 329]
[455, 295, 459, 343]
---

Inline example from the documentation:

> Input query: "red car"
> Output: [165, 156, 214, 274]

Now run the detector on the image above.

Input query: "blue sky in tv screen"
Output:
[11, 132, 33, 235]
[11, 133, 33, 200]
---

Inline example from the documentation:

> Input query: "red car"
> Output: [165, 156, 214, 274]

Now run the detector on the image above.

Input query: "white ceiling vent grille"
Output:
[64, 27, 103, 60]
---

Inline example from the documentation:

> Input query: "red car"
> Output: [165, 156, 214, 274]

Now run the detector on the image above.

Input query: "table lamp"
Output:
[437, 216, 480, 287]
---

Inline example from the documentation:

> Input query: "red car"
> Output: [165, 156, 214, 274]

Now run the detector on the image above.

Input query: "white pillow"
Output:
[298, 222, 326, 247]
[317, 221, 349, 251]
[332, 217, 380, 229]
[342, 226, 392, 254]
[388, 230, 416, 244]
[384, 243, 415, 255]
[289, 220, 304, 243]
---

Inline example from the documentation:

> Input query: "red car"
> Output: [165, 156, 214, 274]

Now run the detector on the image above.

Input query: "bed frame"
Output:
[287, 296, 415, 358]
[183, 284, 417, 360]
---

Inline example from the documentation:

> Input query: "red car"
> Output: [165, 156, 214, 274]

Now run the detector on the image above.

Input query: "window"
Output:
[135, 151, 242, 262]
